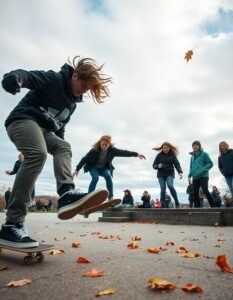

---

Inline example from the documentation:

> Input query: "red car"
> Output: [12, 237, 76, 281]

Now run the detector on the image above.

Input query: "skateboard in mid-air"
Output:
[0, 243, 55, 265]
[80, 199, 121, 218]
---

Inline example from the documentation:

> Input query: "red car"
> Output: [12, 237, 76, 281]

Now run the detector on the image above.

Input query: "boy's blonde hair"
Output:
[70, 56, 112, 103]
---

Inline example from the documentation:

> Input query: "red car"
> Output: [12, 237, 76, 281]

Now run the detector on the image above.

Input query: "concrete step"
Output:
[102, 210, 132, 218]
[98, 217, 131, 222]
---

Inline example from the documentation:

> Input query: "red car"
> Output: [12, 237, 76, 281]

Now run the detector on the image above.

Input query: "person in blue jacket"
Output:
[188, 141, 215, 207]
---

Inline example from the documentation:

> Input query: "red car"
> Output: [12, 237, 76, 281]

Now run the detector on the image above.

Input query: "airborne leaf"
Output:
[184, 50, 193, 62]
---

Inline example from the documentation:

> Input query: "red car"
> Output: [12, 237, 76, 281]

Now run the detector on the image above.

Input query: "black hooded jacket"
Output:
[2, 64, 82, 139]
[75, 147, 138, 176]
[218, 149, 233, 177]
[152, 151, 183, 178]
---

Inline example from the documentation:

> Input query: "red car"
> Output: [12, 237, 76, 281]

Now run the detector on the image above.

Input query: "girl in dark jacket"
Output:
[73, 135, 146, 199]
[218, 141, 233, 206]
[152, 142, 183, 208]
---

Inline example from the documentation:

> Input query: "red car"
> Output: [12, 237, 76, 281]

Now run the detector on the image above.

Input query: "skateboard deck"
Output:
[0, 243, 55, 265]
[58, 189, 109, 220]
[80, 199, 121, 218]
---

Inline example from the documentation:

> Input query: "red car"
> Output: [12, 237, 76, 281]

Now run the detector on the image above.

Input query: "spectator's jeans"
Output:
[225, 176, 233, 207]
[89, 168, 113, 199]
[158, 176, 179, 208]
[6, 120, 74, 223]
[192, 177, 215, 207]
[115, 204, 133, 209]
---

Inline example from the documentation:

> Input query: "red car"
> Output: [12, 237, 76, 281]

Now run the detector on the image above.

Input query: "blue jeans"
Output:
[158, 176, 179, 208]
[89, 168, 113, 199]
[115, 204, 134, 209]
[225, 175, 233, 207]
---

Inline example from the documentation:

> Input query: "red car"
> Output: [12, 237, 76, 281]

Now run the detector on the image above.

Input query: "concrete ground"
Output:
[0, 212, 233, 300]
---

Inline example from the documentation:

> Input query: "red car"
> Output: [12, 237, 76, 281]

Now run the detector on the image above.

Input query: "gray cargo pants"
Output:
[6, 119, 74, 223]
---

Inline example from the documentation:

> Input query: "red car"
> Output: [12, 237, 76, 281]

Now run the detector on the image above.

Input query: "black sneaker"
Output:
[57, 188, 109, 220]
[0, 223, 39, 248]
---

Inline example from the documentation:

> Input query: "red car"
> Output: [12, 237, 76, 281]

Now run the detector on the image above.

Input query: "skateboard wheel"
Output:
[36, 252, 44, 262]
[24, 255, 32, 265]
[84, 212, 89, 219]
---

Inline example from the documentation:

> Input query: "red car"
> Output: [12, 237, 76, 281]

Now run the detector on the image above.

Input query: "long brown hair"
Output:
[152, 141, 179, 156]
[92, 135, 114, 151]
[69, 56, 112, 103]
[219, 141, 229, 155]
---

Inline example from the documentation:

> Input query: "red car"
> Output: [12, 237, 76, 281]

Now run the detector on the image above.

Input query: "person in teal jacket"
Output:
[188, 141, 215, 207]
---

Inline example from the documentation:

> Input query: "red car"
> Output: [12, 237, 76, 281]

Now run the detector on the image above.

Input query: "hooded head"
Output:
[192, 140, 201, 152]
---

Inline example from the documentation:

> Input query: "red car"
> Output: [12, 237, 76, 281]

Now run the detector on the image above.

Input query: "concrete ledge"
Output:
[99, 208, 233, 226]
[98, 217, 131, 222]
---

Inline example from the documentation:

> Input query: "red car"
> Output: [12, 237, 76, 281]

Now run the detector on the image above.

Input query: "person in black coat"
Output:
[73, 135, 146, 200]
[186, 179, 195, 208]
[138, 190, 151, 208]
[211, 186, 222, 207]
[218, 141, 233, 206]
[115, 190, 134, 208]
[152, 142, 183, 208]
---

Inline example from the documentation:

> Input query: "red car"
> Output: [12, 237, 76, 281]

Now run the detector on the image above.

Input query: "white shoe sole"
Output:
[57, 189, 109, 220]
[0, 239, 39, 248]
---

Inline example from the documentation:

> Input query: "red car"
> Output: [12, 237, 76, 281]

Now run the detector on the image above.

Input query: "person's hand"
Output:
[178, 173, 183, 179]
[138, 154, 146, 160]
[2, 74, 22, 95]
[158, 163, 163, 168]
[72, 170, 78, 177]
[5, 170, 11, 175]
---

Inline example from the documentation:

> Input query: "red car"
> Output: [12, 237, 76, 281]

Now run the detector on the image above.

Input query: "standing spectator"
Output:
[115, 190, 134, 208]
[4, 187, 12, 209]
[138, 190, 151, 208]
[73, 135, 145, 200]
[5, 153, 36, 200]
[152, 142, 183, 208]
[5, 153, 24, 175]
[186, 179, 195, 208]
[211, 186, 222, 207]
[188, 141, 215, 208]
[218, 141, 233, 206]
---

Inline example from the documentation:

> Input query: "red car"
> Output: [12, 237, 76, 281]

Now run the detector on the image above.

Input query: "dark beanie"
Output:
[192, 140, 201, 148]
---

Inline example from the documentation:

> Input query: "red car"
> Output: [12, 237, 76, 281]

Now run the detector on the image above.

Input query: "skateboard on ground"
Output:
[0, 244, 55, 265]
[80, 199, 121, 218]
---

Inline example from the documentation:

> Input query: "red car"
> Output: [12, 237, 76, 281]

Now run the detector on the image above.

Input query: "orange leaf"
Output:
[49, 249, 65, 255]
[181, 283, 203, 293]
[92, 231, 101, 235]
[83, 268, 104, 277]
[72, 242, 81, 248]
[72, 269, 78, 273]
[159, 247, 168, 251]
[0, 264, 8, 271]
[54, 237, 60, 241]
[148, 278, 176, 290]
[96, 288, 116, 297]
[127, 242, 139, 249]
[147, 248, 161, 253]
[184, 50, 193, 62]
[166, 242, 175, 246]
[216, 255, 233, 273]
[77, 257, 91, 263]
[181, 252, 201, 258]
[176, 247, 189, 253]
[6, 278, 32, 287]
[214, 244, 221, 247]
[131, 236, 142, 241]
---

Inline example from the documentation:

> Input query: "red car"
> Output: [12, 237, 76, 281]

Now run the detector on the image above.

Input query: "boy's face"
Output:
[192, 144, 200, 152]
[71, 73, 93, 97]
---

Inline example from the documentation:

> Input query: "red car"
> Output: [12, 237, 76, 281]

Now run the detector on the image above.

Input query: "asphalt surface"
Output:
[0, 212, 233, 300]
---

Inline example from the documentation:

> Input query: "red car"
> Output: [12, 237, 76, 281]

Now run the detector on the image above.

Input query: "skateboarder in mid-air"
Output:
[0, 56, 112, 248]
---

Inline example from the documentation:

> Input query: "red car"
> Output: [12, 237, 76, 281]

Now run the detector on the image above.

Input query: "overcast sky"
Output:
[0, 0, 232, 202]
